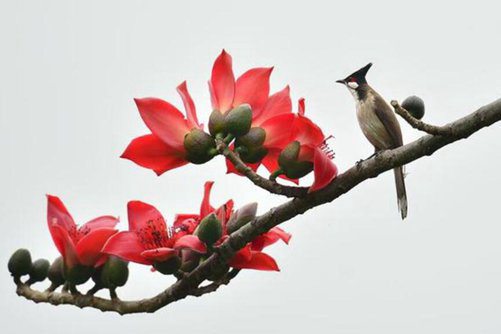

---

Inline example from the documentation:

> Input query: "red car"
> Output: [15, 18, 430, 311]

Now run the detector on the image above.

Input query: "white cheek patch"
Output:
[347, 81, 359, 89]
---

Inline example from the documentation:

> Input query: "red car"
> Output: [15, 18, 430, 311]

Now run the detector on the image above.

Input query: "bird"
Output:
[336, 63, 408, 220]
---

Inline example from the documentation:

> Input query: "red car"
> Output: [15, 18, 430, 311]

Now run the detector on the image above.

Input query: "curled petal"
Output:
[309, 147, 338, 193]
[298, 98, 305, 116]
[76, 228, 118, 266]
[251, 227, 292, 251]
[173, 235, 207, 253]
[210, 50, 235, 112]
[260, 113, 296, 149]
[200, 181, 215, 218]
[177, 81, 201, 129]
[47, 195, 76, 232]
[253, 86, 292, 126]
[121, 134, 188, 175]
[234, 67, 273, 113]
[127, 200, 167, 233]
[81, 216, 119, 232]
[102, 231, 150, 265]
[173, 214, 199, 231]
[230, 251, 280, 271]
[134, 97, 191, 150]
[141, 247, 177, 262]
[292, 114, 325, 147]
[50, 224, 78, 268]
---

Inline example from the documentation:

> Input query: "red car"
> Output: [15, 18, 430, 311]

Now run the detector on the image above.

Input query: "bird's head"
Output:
[336, 63, 373, 91]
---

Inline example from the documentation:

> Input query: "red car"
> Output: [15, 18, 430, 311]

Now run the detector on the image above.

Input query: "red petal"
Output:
[177, 81, 201, 129]
[173, 235, 207, 253]
[47, 195, 76, 232]
[230, 251, 280, 271]
[251, 227, 291, 251]
[234, 67, 273, 113]
[292, 114, 325, 147]
[261, 113, 296, 149]
[298, 98, 305, 116]
[50, 224, 78, 268]
[102, 231, 151, 265]
[127, 200, 167, 233]
[309, 147, 338, 193]
[173, 214, 199, 230]
[140, 247, 177, 262]
[199, 181, 215, 218]
[76, 228, 118, 266]
[253, 86, 292, 126]
[210, 50, 235, 113]
[81, 216, 119, 232]
[121, 134, 188, 175]
[134, 97, 190, 150]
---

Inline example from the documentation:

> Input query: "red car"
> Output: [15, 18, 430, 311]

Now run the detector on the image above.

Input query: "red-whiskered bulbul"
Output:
[336, 63, 408, 220]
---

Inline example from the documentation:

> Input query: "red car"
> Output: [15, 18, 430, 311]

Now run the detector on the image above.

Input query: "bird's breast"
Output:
[355, 99, 393, 150]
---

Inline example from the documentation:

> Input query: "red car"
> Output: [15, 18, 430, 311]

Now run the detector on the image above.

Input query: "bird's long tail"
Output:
[393, 166, 408, 220]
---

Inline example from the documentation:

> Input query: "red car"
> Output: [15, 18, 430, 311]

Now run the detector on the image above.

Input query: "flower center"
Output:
[136, 218, 171, 250]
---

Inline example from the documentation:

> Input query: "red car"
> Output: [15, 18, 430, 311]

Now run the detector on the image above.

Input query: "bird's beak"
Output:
[335, 79, 346, 85]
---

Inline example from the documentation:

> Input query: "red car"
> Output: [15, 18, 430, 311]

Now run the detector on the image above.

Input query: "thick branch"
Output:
[391, 100, 454, 136]
[216, 139, 308, 198]
[16, 98, 501, 314]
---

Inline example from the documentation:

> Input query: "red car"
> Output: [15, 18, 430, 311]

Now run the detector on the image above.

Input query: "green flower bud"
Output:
[402, 95, 425, 120]
[225, 104, 252, 137]
[48, 257, 65, 286]
[8, 248, 32, 277]
[195, 213, 223, 246]
[27, 259, 50, 284]
[226, 202, 258, 234]
[64, 264, 93, 285]
[278, 141, 314, 179]
[235, 127, 266, 148]
[208, 109, 226, 137]
[184, 129, 217, 164]
[153, 255, 181, 275]
[100, 256, 129, 289]
[239, 146, 268, 164]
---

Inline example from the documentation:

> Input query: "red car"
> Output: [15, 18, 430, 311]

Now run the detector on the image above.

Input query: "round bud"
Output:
[100, 256, 129, 289]
[225, 104, 252, 137]
[64, 264, 93, 285]
[28, 259, 50, 283]
[278, 141, 314, 179]
[235, 127, 266, 148]
[184, 129, 217, 164]
[239, 146, 268, 164]
[48, 257, 65, 286]
[208, 110, 226, 137]
[195, 213, 223, 246]
[8, 248, 32, 277]
[283, 161, 314, 179]
[401, 95, 425, 120]
[226, 202, 258, 234]
[153, 255, 182, 275]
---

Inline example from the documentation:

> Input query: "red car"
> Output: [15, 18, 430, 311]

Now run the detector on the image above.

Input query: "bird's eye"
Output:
[347, 81, 359, 89]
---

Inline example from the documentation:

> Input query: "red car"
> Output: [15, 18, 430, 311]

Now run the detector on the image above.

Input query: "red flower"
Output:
[121, 81, 204, 175]
[47, 195, 119, 268]
[102, 200, 206, 265]
[174, 181, 291, 271]
[209, 50, 295, 174]
[262, 99, 338, 192]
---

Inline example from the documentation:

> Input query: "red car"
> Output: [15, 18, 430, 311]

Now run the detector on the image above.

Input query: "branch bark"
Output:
[15, 98, 501, 314]
[391, 100, 455, 136]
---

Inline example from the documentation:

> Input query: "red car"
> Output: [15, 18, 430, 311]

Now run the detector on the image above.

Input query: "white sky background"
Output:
[1, 0, 500, 333]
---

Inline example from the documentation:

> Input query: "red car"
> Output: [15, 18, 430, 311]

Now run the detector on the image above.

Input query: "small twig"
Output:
[391, 100, 454, 136]
[188, 269, 240, 297]
[216, 139, 308, 198]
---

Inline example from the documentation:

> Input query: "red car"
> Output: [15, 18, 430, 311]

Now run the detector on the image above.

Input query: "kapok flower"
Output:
[121, 81, 216, 175]
[208, 50, 296, 173]
[174, 181, 291, 271]
[264, 98, 338, 192]
[47, 195, 119, 269]
[102, 201, 206, 267]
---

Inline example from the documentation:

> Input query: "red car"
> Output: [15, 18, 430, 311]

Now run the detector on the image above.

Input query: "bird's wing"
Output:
[372, 93, 403, 148]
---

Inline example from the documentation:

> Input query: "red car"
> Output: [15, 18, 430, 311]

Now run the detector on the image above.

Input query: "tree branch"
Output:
[391, 100, 455, 136]
[15, 98, 501, 314]
[216, 139, 309, 198]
